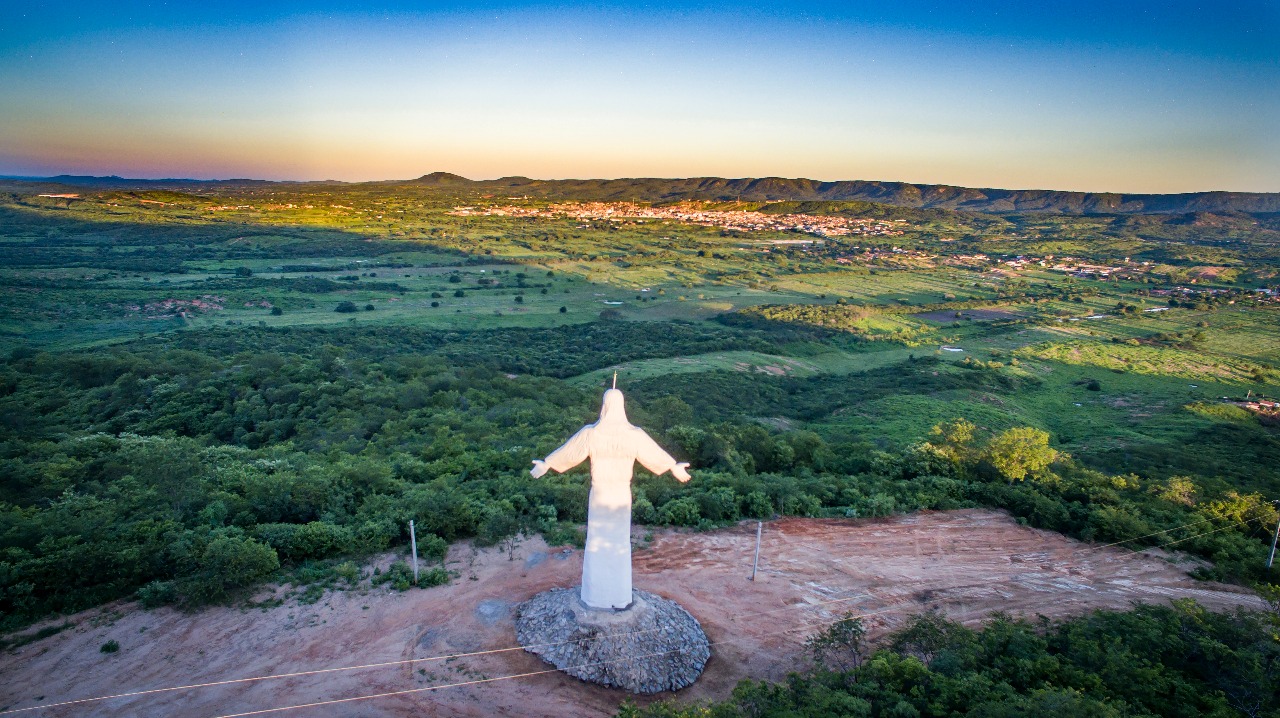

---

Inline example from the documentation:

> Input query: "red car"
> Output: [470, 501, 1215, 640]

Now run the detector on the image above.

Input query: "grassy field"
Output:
[2, 181, 1277, 484]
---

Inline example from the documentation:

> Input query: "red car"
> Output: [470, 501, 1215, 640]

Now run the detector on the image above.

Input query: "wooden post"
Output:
[410, 520, 420, 585]
[750, 521, 762, 581]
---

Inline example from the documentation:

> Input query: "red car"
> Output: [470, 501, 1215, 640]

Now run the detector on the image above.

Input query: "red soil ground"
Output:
[0, 509, 1262, 718]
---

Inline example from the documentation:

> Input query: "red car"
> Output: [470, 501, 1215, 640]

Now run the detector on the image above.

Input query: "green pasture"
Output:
[2, 186, 1276, 450]
[568, 345, 940, 389]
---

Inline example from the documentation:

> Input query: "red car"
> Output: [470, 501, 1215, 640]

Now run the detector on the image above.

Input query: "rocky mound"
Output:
[514, 587, 710, 694]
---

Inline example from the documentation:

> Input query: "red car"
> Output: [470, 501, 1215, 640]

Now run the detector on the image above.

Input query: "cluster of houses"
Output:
[1145, 286, 1280, 306]
[952, 253, 1156, 281]
[831, 246, 935, 265]
[448, 202, 908, 238]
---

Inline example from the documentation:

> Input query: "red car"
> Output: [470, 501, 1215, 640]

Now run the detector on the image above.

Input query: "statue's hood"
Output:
[598, 389, 629, 425]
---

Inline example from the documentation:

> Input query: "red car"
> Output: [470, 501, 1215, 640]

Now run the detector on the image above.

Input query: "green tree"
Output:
[806, 613, 867, 671]
[983, 427, 1059, 482]
[929, 418, 978, 466]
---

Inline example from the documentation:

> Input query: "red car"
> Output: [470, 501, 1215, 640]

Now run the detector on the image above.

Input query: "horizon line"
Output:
[5, 172, 1280, 197]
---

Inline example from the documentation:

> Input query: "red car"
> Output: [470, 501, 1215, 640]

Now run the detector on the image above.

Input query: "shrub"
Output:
[863, 492, 897, 517]
[419, 567, 451, 587]
[334, 301, 358, 313]
[289, 521, 355, 560]
[743, 490, 774, 519]
[660, 497, 701, 526]
[543, 522, 586, 547]
[698, 486, 740, 521]
[100, 639, 120, 654]
[332, 561, 361, 585]
[182, 536, 280, 604]
[632, 497, 659, 524]
[350, 519, 399, 556]
[373, 561, 414, 591]
[254, 523, 300, 553]
[418, 533, 448, 563]
[783, 492, 822, 517]
[136, 580, 178, 608]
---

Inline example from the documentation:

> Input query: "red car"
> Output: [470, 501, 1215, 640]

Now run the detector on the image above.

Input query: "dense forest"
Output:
[2, 322, 1276, 631]
[628, 602, 1280, 718]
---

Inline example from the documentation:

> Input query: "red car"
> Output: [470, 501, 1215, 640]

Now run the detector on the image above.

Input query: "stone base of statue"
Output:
[514, 587, 710, 694]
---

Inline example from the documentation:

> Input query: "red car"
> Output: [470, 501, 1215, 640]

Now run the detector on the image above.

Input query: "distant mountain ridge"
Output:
[410, 174, 1280, 214]
[12, 173, 1280, 214]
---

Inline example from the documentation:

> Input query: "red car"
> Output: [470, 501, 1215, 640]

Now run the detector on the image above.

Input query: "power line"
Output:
[2, 515, 1264, 716]
[1139, 517, 1264, 550]
[208, 666, 566, 718]
[0, 589, 879, 718]
[234, 514, 1267, 718]
[0, 583, 880, 713]
[210, 664, 584, 718]
[0, 625, 693, 716]
[207, 605, 910, 718]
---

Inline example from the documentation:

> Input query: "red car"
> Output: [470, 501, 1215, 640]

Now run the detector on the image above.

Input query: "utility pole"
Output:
[410, 520, 420, 585]
[1268, 511, 1280, 570]
[747, 519, 757, 583]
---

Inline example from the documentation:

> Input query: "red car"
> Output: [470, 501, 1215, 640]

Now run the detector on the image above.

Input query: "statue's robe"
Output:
[541, 390, 677, 609]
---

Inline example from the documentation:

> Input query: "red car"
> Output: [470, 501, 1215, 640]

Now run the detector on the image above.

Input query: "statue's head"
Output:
[599, 388, 628, 424]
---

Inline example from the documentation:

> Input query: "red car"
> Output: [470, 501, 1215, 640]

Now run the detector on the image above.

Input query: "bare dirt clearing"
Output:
[0, 509, 1261, 718]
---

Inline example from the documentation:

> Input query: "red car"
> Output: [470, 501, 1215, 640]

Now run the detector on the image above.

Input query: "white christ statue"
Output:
[531, 388, 690, 610]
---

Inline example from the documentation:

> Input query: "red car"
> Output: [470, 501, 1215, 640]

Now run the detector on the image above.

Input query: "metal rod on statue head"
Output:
[613, 371, 617, 389]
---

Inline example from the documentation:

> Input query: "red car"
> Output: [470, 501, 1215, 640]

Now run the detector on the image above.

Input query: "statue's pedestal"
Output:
[514, 587, 710, 694]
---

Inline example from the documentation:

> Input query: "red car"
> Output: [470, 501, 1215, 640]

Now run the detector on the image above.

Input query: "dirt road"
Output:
[0, 510, 1262, 717]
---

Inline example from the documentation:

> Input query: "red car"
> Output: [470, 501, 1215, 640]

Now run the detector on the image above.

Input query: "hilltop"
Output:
[409, 174, 1280, 214]
[12, 172, 1280, 215]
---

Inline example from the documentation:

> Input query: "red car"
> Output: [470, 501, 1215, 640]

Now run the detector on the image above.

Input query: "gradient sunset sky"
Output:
[2, 1, 1277, 192]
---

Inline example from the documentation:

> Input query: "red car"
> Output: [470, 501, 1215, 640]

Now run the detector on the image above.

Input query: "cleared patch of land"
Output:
[567, 347, 936, 387]
[0, 509, 1259, 718]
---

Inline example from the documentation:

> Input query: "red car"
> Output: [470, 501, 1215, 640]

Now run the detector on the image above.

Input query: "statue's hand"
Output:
[530, 459, 549, 478]
[671, 462, 691, 482]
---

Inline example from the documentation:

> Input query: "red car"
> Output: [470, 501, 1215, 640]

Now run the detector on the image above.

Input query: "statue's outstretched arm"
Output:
[634, 429, 691, 483]
[532, 426, 591, 477]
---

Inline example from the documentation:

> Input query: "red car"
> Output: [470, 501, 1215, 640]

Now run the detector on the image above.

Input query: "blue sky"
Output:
[2, 1, 1277, 191]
